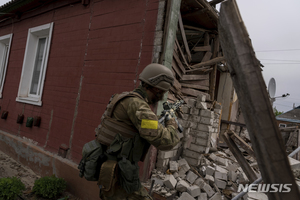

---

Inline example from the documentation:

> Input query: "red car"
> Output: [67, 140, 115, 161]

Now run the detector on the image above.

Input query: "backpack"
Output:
[78, 139, 107, 181]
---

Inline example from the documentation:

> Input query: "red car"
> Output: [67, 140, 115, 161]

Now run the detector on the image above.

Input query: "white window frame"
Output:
[0, 33, 13, 98]
[279, 123, 286, 128]
[16, 22, 53, 106]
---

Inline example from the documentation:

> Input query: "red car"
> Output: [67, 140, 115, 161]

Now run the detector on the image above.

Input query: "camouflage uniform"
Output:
[97, 86, 180, 200]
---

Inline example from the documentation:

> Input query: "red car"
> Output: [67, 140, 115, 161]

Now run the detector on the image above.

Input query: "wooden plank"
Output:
[222, 131, 257, 183]
[203, 32, 210, 46]
[183, 25, 210, 33]
[185, 67, 211, 73]
[173, 77, 181, 91]
[191, 56, 225, 69]
[209, 36, 220, 100]
[194, 45, 211, 52]
[201, 51, 212, 62]
[173, 51, 186, 74]
[178, 12, 192, 62]
[219, 0, 300, 199]
[175, 39, 190, 68]
[180, 79, 210, 87]
[181, 88, 210, 99]
[172, 59, 182, 79]
[228, 130, 255, 157]
[181, 83, 209, 91]
[181, 74, 209, 81]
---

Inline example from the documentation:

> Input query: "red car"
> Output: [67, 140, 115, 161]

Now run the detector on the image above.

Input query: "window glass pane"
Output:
[30, 38, 46, 95]
[0, 45, 8, 88]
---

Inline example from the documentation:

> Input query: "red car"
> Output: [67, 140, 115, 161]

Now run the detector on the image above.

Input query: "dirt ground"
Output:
[0, 150, 80, 200]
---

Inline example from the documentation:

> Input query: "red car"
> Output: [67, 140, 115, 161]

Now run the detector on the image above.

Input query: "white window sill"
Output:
[16, 96, 42, 106]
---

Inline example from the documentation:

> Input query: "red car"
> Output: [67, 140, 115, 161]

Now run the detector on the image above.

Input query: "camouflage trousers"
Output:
[100, 184, 152, 200]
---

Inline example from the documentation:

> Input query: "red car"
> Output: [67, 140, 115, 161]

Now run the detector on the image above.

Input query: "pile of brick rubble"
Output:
[142, 94, 269, 200]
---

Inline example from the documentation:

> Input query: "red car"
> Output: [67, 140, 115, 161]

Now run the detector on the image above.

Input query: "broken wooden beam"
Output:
[175, 39, 190, 68]
[228, 130, 255, 157]
[191, 56, 225, 69]
[222, 131, 257, 183]
[181, 88, 210, 99]
[180, 82, 209, 91]
[180, 79, 209, 87]
[219, 0, 300, 199]
[194, 45, 211, 52]
[181, 74, 209, 81]
[183, 25, 210, 33]
[178, 13, 192, 62]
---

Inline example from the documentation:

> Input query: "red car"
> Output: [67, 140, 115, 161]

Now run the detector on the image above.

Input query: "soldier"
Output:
[95, 63, 180, 200]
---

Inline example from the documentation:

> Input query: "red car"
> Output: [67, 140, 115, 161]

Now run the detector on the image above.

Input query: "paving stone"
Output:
[228, 170, 237, 182]
[226, 163, 239, 172]
[178, 192, 195, 200]
[186, 170, 198, 184]
[187, 185, 201, 197]
[204, 174, 215, 186]
[176, 180, 190, 192]
[215, 165, 229, 174]
[184, 156, 201, 166]
[194, 177, 205, 188]
[163, 174, 177, 189]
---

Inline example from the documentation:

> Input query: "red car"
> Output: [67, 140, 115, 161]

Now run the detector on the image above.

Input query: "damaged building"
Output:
[0, 0, 298, 199]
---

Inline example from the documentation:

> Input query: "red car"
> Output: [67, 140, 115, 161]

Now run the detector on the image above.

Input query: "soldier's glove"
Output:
[165, 118, 178, 129]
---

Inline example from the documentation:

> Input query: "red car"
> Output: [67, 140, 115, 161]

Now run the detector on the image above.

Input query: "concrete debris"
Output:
[143, 95, 271, 200]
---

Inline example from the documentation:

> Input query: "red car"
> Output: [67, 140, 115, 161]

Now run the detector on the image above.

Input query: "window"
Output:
[0, 34, 12, 98]
[279, 123, 286, 128]
[16, 23, 53, 106]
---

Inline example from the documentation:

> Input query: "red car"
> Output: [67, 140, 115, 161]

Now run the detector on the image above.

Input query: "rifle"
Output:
[158, 100, 184, 132]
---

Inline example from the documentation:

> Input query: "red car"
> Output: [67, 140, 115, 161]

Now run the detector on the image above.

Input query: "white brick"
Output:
[197, 94, 206, 102]
[180, 119, 191, 128]
[209, 153, 218, 162]
[200, 110, 214, 118]
[228, 170, 237, 182]
[200, 117, 214, 125]
[176, 180, 190, 192]
[182, 114, 190, 120]
[215, 165, 228, 174]
[190, 121, 198, 129]
[178, 192, 195, 200]
[209, 193, 222, 200]
[169, 161, 178, 172]
[156, 158, 169, 168]
[194, 137, 210, 147]
[187, 185, 201, 197]
[188, 143, 209, 153]
[214, 102, 222, 109]
[194, 178, 205, 188]
[151, 176, 164, 186]
[204, 174, 214, 185]
[197, 124, 213, 132]
[196, 102, 207, 109]
[187, 98, 196, 107]
[184, 156, 201, 166]
[214, 109, 222, 115]
[202, 183, 215, 197]
[206, 166, 215, 176]
[198, 193, 207, 200]
[190, 130, 209, 139]
[163, 175, 177, 189]
[190, 115, 201, 123]
[186, 170, 198, 184]
[157, 150, 177, 159]
[226, 164, 239, 172]
[182, 105, 190, 114]
[190, 107, 200, 115]
[183, 149, 202, 160]
[215, 178, 226, 189]
[215, 157, 228, 166]
[214, 171, 227, 181]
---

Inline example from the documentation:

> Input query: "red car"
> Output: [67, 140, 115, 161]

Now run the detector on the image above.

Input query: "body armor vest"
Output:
[96, 91, 144, 146]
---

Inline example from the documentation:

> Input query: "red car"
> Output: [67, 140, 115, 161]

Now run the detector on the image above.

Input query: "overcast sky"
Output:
[0, 0, 299, 112]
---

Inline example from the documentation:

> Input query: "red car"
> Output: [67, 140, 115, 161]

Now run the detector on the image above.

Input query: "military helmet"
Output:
[139, 63, 174, 91]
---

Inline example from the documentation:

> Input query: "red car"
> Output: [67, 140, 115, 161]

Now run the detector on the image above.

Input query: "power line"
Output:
[256, 49, 300, 52]
[260, 59, 300, 62]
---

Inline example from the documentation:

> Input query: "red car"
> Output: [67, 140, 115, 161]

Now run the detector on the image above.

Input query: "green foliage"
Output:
[274, 107, 284, 116]
[33, 175, 67, 199]
[0, 177, 25, 200]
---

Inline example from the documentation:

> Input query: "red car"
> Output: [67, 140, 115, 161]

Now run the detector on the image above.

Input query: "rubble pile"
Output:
[144, 94, 270, 199]
[144, 148, 263, 200]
